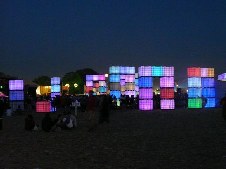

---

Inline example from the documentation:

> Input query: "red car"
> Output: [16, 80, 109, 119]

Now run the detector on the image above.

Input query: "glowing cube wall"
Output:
[109, 75, 120, 82]
[201, 78, 214, 87]
[9, 80, 24, 90]
[202, 88, 215, 97]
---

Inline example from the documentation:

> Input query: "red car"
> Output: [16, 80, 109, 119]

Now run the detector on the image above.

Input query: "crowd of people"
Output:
[1, 91, 226, 132]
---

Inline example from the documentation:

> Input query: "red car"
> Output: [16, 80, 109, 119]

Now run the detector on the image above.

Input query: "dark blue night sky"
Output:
[1, 0, 226, 86]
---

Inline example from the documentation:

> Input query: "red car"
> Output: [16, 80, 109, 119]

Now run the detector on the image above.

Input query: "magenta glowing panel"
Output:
[188, 78, 202, 87]
[125, 91, 136, 97]
[86, 81, 93, 87]
[161, 99, 175, 109]
[160, 77, 174, 87]
[125, 75, 135, 82]
[98, 75, 105, 81]
[139, 99, 153, 110]
[9, 80, 24, 90]
[201, 68, 208, 77]
[138, 66, 152, 77]
[51, 77, 60, 85]
[36, 101, 51, 113]
[163, 67, 174, 77]
[139, 88, 153, 99]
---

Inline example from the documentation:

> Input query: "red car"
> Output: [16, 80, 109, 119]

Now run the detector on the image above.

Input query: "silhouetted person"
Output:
[220, 94, 226, 121]
[99, 95, 110, 124]
[0, 99, 5, 130]
[42, 113, 54, 132]
[25, 114, 36, 131]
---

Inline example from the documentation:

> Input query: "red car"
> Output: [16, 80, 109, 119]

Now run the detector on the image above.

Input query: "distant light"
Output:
[105, 74, 108, 78]
[74, 83, 78, 88]
[65, 84, 70, 87]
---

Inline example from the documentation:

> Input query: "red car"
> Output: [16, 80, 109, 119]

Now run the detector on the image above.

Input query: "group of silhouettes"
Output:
[24, 111, 77, 132]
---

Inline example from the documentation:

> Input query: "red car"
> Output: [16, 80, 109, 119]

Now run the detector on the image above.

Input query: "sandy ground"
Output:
[0, 108, 226, 169]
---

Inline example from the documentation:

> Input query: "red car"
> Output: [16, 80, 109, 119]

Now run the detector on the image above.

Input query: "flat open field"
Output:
[0, 108, 226, 169]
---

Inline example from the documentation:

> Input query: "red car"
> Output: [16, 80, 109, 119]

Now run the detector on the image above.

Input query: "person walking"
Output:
[220, 94, 226, 121]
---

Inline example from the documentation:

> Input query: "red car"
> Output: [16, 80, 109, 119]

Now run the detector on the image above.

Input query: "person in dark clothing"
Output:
[99, 95, 110, 124]
[220, 94, 226, 121]
[42, 113, 54, 132]
[25, 114, 36, 131]
[0, 99, 5, 130]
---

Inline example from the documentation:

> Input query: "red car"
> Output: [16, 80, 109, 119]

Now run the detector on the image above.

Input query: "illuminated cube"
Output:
[188, 78, 202, 87]
[86, 81, 93, 87]
[163, 67, 174, 76]
[139, 88, 153, 99]
[139, 99, 153, 110]
[161, 99, 175, 109]
[139, 77, 153, 87]
[201, 78, 215, 87]
[138, 66, 152, 77]
[9, 80, 24, 90]
[110, 91, 121, 99]
[9, 91, 24, 101]
[160, 88, 174, 99]
[188, 88, 202, 98]
[202, 88, 215, 97]
[151, 66, 163, 77]
[187, 67, 201, 77]
[36, 101, 51, 113]
[51, 77, 60, 85]
[205, 98, 215, 108]
[160, 77, 174, 87]
[188, 98, 202, 108]
[109, 75, 120, 82]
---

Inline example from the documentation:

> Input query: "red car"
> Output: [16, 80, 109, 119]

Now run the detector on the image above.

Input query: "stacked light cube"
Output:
[51, 77, 61, 98]
[187, 67, 215, 108]
[201, 68, 215, 107]
[187, 67, 202, 108]
[86, 75, 106, 95]
[160, 67, 175, 109]
[123, 67, 136, 97]
[138, 66, 153, 110]
[9, 80, 24, 111]
[109, 66, 136, 99]
[36, 101, 51, 113]
[135, 73, 139, 95]
[138, 66, 175, 110]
